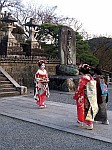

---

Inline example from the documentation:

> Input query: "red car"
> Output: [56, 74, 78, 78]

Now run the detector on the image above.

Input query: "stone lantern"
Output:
[24, 18, 40, 56]
[0, 12, 23, 56]
[1, 12, 17, 41]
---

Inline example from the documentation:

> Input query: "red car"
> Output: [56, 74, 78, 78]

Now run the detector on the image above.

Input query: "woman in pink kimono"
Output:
[73, 64, 98, 130]
[34, 60, 50, 108]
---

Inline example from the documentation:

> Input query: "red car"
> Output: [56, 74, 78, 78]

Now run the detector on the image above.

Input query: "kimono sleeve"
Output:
[45, 70, 49, 81]
[35, 70, 41, 82]
[73, 77, 88, 100]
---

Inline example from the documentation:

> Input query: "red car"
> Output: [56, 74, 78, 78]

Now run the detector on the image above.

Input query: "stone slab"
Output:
[0, 95, 112, 143]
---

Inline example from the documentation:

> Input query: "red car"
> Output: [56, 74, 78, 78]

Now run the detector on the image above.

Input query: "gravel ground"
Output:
[46, 88, 112, 111]
[28, 85, 112, 110]
[0, 115, 112, 150]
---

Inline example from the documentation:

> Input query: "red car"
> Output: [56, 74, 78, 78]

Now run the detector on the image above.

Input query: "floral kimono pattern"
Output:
[73, 75, 98, 124]
[34, 69, 50, 107]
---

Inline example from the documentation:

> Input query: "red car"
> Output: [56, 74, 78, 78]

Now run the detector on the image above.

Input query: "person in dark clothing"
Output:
[94, 67, 109, 125]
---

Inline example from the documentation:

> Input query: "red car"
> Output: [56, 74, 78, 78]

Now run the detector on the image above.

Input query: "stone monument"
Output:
[49, 26, 79, 92]
[59, 26, 76, 65]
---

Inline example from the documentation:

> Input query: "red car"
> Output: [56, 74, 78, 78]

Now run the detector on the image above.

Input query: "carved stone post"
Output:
[59, 26, 76, 65]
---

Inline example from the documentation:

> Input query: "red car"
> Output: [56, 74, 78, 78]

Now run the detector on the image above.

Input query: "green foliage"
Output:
[80, 51, 99, 65]
[41, 43, 58, 57]
[76, 32, 90, 54]
[37, 23, 61, 42]
[37, 23, 62, 57]
[76, 32, 99, 65]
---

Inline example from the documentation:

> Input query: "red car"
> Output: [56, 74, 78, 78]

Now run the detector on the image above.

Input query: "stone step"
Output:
[0, 76, 8, 81]
[0, 83, 14, 88]
[0, 70, 22, 97]
[0, 87, 17, 92]
[0, 81, 11, 84]
[0, 73, 4, 76]
[0, 91, 20, 97]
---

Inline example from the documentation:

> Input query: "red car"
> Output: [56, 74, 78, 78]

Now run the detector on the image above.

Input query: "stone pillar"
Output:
[59, 26, 76, 65]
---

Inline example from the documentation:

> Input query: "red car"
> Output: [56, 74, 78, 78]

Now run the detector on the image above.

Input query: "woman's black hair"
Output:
[94, 65, 102, 75]
[79, 64, 90, 74]
[38, 60, 46, 67]
[94, 68, 102, 75]
[38, 61, 44, 67]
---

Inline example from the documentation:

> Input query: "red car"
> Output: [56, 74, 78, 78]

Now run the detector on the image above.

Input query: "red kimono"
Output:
[73, 75, 98, 125]
[34, 69, 50, 107]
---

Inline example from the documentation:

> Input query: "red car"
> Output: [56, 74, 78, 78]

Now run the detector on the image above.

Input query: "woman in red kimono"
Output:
[34, 60, 50, 108]
[73, 64, 98, 130]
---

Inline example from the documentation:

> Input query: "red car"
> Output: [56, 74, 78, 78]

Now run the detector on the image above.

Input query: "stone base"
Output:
[49, 75, 80, 92]
[20, 86, 27, 95]
[56, 64, 79, 76]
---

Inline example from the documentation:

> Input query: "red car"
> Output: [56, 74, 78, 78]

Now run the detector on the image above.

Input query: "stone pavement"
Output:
[0, 90, 112, 144]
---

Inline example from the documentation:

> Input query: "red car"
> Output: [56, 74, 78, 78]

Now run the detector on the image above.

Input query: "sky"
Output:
[23, 0, 112, 37]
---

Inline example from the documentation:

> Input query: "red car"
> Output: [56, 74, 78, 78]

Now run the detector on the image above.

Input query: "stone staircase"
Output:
[0, 66, 27, 97]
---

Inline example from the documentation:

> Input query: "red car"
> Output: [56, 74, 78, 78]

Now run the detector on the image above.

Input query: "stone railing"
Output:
[0, 66, 27, 94]
[0, 55, 60, 63]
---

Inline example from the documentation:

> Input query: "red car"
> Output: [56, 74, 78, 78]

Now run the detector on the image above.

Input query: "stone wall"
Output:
[0, 57, 60, 87]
